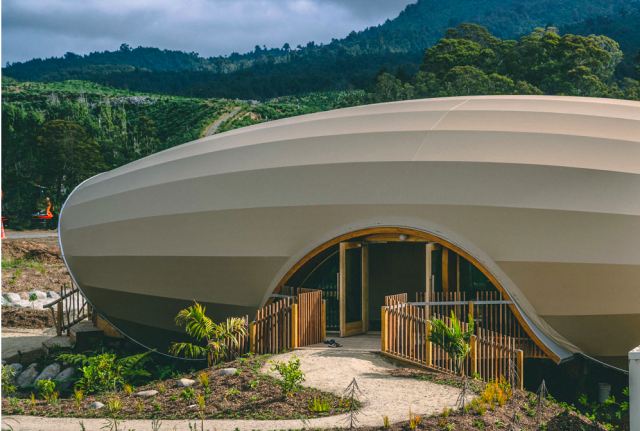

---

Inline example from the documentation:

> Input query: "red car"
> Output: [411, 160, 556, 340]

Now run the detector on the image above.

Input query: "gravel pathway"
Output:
[2, 349, 461, 431]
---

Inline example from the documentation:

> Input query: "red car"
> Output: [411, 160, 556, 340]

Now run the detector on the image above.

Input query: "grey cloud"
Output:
[2, 0, 415, 64]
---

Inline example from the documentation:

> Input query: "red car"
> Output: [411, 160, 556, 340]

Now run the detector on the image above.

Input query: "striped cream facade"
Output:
[59, 95, 640, 367]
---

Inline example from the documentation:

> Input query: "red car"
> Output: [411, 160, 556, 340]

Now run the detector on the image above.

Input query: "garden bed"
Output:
[1, 306, 55, 329]
[1, 355, 349, 421]
[362, 367, 630, 431]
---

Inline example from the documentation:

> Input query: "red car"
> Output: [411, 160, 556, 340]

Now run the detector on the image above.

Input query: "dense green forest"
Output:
[2, 24, 640, 229]
[560, 9, 640, 79]
[0, 80, 361, 229]
[361, 24, 640, 103]
[4, 0, 640, 100]
[1, 79, 238, 228]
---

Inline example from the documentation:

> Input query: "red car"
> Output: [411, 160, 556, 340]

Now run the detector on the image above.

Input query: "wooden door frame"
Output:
[272, 227, 559, 362]
[339, 242, 368, 337]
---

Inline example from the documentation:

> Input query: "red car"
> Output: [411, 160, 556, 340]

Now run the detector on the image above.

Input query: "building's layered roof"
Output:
[60, 96, 640, 362]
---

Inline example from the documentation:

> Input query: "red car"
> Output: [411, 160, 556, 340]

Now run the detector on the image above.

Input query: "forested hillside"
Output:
[361, 24, 640, 103]
[1, 80, 360, 228]
[3, 24, 640, 229]
[4, 0, 640, 100]
[560, 9, 640, 79]
[1, 79, 238, 228]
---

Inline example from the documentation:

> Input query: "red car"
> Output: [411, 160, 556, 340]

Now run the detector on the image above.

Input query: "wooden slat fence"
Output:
[253, 297, 294, 354]
[383, 297, 523, 387]
[415, 291, 545, 358]
[250, 289, 325, 355]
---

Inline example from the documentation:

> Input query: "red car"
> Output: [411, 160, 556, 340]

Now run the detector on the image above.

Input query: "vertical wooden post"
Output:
[339, 242, 346, 336]
[362, 244, 369, 333]
[425, 320, 433, 367]
[321, 300, 327, 342]
[249, 321, 256, 354]
[468, 301, 474, 321]
[517, 349, 524, 390]
[56, 302, 63, 336]
[87, 304, 93, 321]
[470, 334, 478, 377]
[381, 307, 387, 352]
[442, 248, 449, 294]
[425, 243, 434, 318]
[291, 303, 299, 349]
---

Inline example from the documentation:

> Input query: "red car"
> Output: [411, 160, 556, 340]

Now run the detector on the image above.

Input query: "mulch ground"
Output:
[2, 306, 55, 329]
[2, 240, 63, 264]
[1, 356, 348, 421]
[359, 367, 630, 431]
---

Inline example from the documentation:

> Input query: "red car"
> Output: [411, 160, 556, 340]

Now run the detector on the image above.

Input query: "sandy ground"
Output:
[1, 327, 56, 363]
[2, 349, 461, 431]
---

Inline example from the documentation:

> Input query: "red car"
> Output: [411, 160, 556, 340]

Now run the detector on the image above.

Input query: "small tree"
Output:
[428, 311, 474, 376]
[170, 301, 247, 367]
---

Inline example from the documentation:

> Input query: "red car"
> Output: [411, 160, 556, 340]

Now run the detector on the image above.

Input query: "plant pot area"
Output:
[1, 352, 350, 421]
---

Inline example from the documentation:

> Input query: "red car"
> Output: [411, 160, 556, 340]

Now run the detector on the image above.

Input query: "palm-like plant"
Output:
[169, 302, 247, 366]
[428, 311, 475, 376]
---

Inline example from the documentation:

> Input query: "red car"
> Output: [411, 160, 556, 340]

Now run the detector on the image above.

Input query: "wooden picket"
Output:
[385, 293, 407, 306]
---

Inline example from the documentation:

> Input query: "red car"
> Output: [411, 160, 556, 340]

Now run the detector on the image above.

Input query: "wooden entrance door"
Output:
[339, 242, 368, 337]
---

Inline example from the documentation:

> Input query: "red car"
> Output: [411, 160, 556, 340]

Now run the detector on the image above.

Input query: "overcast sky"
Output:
[2, 0, 415, 64]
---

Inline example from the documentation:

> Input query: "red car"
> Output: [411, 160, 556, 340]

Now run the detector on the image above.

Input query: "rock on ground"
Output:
[3, 293, 21, 303]
[135, 390, 158, 397]
[217, 368, 237, 376]
[16, 367, 39, 388]
[54, 368, 75, 389]
[86, 402, 104, 410]
[34, 363, 61, 383]
[177, 378, 196, 387]
[28, 291, 47, 300]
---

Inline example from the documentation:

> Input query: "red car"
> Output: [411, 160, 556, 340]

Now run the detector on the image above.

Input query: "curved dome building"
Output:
[59, 95, 640, 368]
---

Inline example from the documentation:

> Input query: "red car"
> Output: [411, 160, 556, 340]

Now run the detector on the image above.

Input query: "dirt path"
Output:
[204, 107, 242, 136]
[1, 327, 56, 363]
[2, 349, 462, 430]
[4, 232, 58, 239]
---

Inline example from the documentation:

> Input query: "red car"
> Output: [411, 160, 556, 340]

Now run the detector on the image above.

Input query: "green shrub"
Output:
[180, 388, 196, 404]
[269, 355, 306, 396]
[36, 379, 56, 401]
[1, 365, 17, 394]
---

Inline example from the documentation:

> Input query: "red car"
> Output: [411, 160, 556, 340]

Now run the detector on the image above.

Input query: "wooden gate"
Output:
[298, 289, 323, 346]
[253, 297, 294, 354]
[250, 289, 326, 355]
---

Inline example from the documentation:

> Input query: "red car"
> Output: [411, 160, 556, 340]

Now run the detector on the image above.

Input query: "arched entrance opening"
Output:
[271, 227, 555, 361]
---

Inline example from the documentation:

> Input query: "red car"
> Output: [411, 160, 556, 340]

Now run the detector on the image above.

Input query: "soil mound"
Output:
[2, 241, 62, 264]
[2, 306, 54, 329]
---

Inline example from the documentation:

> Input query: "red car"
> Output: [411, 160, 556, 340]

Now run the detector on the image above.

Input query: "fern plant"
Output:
[428, 311, 474, 376]
[169, 301, 247, 366]
[58, 350, 154, 392]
